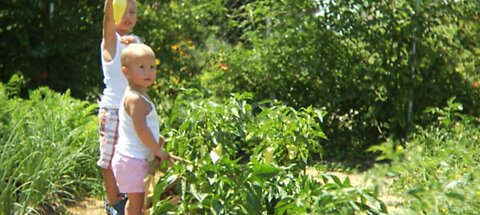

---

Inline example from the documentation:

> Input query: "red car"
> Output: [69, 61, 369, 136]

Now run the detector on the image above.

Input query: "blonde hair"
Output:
[127, 0, 137, 7]
[121, 43, 155, 67]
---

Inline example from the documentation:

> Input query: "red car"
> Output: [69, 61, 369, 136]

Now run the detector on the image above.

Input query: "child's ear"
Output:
[121, 66, 129, 78]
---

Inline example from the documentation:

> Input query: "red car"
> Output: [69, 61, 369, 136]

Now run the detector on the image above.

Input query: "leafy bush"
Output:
[145, 89, 386, 214]
[162, 89, 326, 167]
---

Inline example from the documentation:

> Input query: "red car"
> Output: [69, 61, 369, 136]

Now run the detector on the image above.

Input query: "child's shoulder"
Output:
[124, 91, 143, 101]
[124, 91, 152, 115]
[125, 91, 150, 106]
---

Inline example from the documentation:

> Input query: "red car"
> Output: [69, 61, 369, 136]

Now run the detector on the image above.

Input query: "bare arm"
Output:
[125, 94, 169, 160]
[102, 0, 117, 62]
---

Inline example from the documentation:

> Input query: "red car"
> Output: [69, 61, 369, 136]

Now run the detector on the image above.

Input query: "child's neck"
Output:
[128, 85, 147, 96]
[117, 30, 130, 36]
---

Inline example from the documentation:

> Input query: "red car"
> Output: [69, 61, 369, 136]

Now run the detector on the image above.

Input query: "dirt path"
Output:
[66, 174, 161, 215]
[66, 197, 105, 215]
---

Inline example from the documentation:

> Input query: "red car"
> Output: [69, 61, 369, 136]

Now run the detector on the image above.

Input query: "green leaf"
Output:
[241, 190, 261, 215]
[275, 198, 295, 215]
[343, 176, 352, 187]
[445, 192, 465, 201]
[151, 201, 176, 215]
[190, 184, 208, 203]
[252, 163, 281, 180]
[330, 174, 342, 185]
[407, 188, 425, 199]
[152, 174, 179, 204]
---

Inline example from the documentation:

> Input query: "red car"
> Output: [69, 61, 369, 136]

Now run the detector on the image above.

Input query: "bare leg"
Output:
[103, 168, 122, 205]
[125, 193, 145, 215]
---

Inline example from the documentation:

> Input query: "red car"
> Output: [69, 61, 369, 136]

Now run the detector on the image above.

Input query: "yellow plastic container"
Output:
[113, 0, 127, 25]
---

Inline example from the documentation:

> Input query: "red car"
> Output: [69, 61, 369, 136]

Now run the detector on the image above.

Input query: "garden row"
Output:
[3, 79, 479, 214]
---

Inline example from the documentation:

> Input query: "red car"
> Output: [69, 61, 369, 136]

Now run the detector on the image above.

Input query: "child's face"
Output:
[125, 54, 156, 89]
[116, 0, 137, 33]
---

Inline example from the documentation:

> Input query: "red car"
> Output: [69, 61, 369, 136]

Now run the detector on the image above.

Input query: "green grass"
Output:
[0, 86, 102, 214]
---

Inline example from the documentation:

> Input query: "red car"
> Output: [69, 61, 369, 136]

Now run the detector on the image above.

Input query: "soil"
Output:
[66, 197, 105, 215]
[66, 173, 171, 215]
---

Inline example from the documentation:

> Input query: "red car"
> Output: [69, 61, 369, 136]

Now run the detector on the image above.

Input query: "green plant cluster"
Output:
[0, 79, 101, 214]
[367, 98, 480, 214]
[164, 89, 326, 167]
[153, 161, 386, 214]
[146, 89, 386, 214]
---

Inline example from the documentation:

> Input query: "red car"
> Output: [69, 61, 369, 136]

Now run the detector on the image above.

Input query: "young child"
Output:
[112, 43, 170, 215]
[97, 0, 141, 214]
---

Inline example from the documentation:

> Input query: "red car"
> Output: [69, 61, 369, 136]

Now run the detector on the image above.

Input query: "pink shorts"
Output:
[97, 108, 120, 169]
[112, 152, 148, 193]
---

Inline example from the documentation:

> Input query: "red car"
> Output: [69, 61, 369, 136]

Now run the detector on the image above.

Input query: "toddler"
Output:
[112, 43, 170, 215]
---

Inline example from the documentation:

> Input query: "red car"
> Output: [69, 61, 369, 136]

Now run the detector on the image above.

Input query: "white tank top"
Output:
[99, 33, 141, 109]
[116, 91, 160, 160]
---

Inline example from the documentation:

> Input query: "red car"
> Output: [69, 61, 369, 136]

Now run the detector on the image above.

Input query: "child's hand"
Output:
[120, 35, 137, 45]
[159, 136, 165, 148]
[147, 157, 162, 175]
[155, 149, 170, 161]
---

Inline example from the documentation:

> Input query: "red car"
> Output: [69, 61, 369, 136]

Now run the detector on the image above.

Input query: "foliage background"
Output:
[0, 0, 103, 99]
[2, 0, 480, 214]
[2, 0, 479, 155]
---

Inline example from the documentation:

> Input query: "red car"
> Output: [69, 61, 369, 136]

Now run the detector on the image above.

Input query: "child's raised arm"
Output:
[102, 0, 117, 62]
